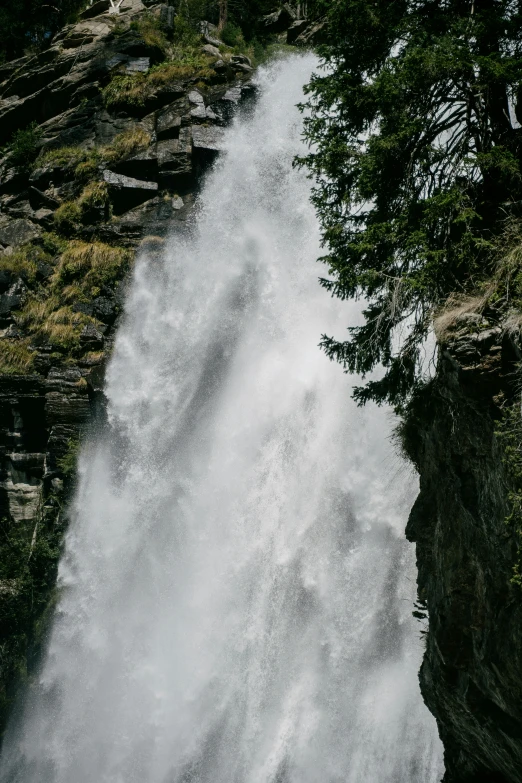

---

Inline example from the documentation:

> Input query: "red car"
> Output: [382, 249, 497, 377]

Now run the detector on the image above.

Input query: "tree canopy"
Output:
[300, 0, 522, 408]
[0, 0, 87, 62]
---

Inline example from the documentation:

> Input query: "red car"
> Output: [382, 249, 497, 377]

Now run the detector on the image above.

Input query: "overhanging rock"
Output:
[103, 169, 158, 213]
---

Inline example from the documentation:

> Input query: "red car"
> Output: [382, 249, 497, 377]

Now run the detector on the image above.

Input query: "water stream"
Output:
[1, 53, 444, 783]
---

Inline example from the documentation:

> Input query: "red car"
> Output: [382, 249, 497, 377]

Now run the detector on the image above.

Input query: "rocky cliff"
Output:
[0, 0, 263, 736]
[404, 297, 522, 782]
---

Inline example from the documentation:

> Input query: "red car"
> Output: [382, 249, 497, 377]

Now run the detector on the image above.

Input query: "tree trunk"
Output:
[218, 0, 227, 32]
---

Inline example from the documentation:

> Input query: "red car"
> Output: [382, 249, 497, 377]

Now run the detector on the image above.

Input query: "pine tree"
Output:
[300, 0, 522, 408]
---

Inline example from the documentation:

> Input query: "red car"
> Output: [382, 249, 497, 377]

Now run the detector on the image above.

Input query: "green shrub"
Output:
[9, 123, 42, 172]
[77, 181, 111, 221]
[104, 127, 151, 163]
[221, 22, 245, 48]
[40, 232, 68, 257]
[130, 13, 168, 52]
[57, 438, 80, 477]
[496, 401, 522, 586]
[53, 201, 82, 235]
[102, 59, 210, 110]
[0, 245, 46, 285]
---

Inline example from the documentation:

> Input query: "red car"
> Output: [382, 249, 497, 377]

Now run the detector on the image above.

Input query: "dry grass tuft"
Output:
[104, 127, 151, 163]
[54, 240, 131, 296]
[0, 339, 35, 374]
[434, 295, 488, 342]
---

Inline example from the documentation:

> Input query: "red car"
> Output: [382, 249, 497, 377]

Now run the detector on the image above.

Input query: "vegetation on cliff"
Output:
[301, 0, 522, 409]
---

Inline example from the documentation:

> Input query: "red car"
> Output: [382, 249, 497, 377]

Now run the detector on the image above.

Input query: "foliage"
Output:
[220, 0, 276, 41]
[13, 241, 130, 353]
[57, 438, 80, 477]
[0, 0, 85, 62]
[0, 244, 44, 285]
[130, 13, 168, 53]
[53, 181, 110, 234]
[496, 400, 522, 586]
[0, 510, 63, 722]
[53, 240, 131, 298]
[8, 123, 42, 172]
[299, 0, 522, 410]
[102, 58, 211, 110]
[17, 297, 97, 350]
[0, 339, 35, 374]
[104, 127, 151, 163]
[53, 201, 82, 235]
[37, 128, 150, 180]
[221, 21, 245, 48]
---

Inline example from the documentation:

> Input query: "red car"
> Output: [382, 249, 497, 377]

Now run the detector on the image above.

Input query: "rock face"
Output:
[404, 305, 522, 782]
[0, 0, 256, 738]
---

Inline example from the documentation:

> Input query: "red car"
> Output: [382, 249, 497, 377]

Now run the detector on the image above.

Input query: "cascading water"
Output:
[1, 53, 444, 783]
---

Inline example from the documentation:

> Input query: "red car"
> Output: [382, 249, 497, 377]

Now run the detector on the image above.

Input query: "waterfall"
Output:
[1, 53, 444, 783]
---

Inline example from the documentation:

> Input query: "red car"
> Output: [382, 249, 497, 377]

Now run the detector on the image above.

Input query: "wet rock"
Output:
[230, 54, 252, 67]
[30, 163, 68, 190]
[72, 301, 94, 317]
[203, 106, 218, 122]
[188, 90, 204, 106]
[125, 57, 150, 73]
[190, 104, 207, 120]
[112, 34, 165, 65]
[191, 125, 225, 152]
[0, 168, 26, 197]
[230, 62, 253, 75]
[94, 110, 154, 146]
[5, 200, 34, 220]
[156, 133, 193, 186]
[0, 270, 12, 293]
[112, 147, 159, 182]
[212, 60, 227, 74]
[34, 208, 54, 225]
[118, 195, 186, 236]
[45, 368, 91, 426]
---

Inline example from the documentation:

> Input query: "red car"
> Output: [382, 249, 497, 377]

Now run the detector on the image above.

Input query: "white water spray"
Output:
[1, 54, 444, 783]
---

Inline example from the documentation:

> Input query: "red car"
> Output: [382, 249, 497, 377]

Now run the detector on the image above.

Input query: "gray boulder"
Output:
[230, 54, 252, 67]
[202, 44, 221, 58]
[192, 125, 225, 153]
[263, 4, 296, 33]
[159, 5, 175, 30]
[287, 19, 310, 44]
[0, 218, 40, 248]
[103, 170, 158, 214]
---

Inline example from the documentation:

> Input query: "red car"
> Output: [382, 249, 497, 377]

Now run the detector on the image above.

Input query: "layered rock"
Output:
[404, 304, 522, 782]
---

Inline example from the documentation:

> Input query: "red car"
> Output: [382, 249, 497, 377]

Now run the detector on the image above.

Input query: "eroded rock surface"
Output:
[405, 305, 522, 782]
